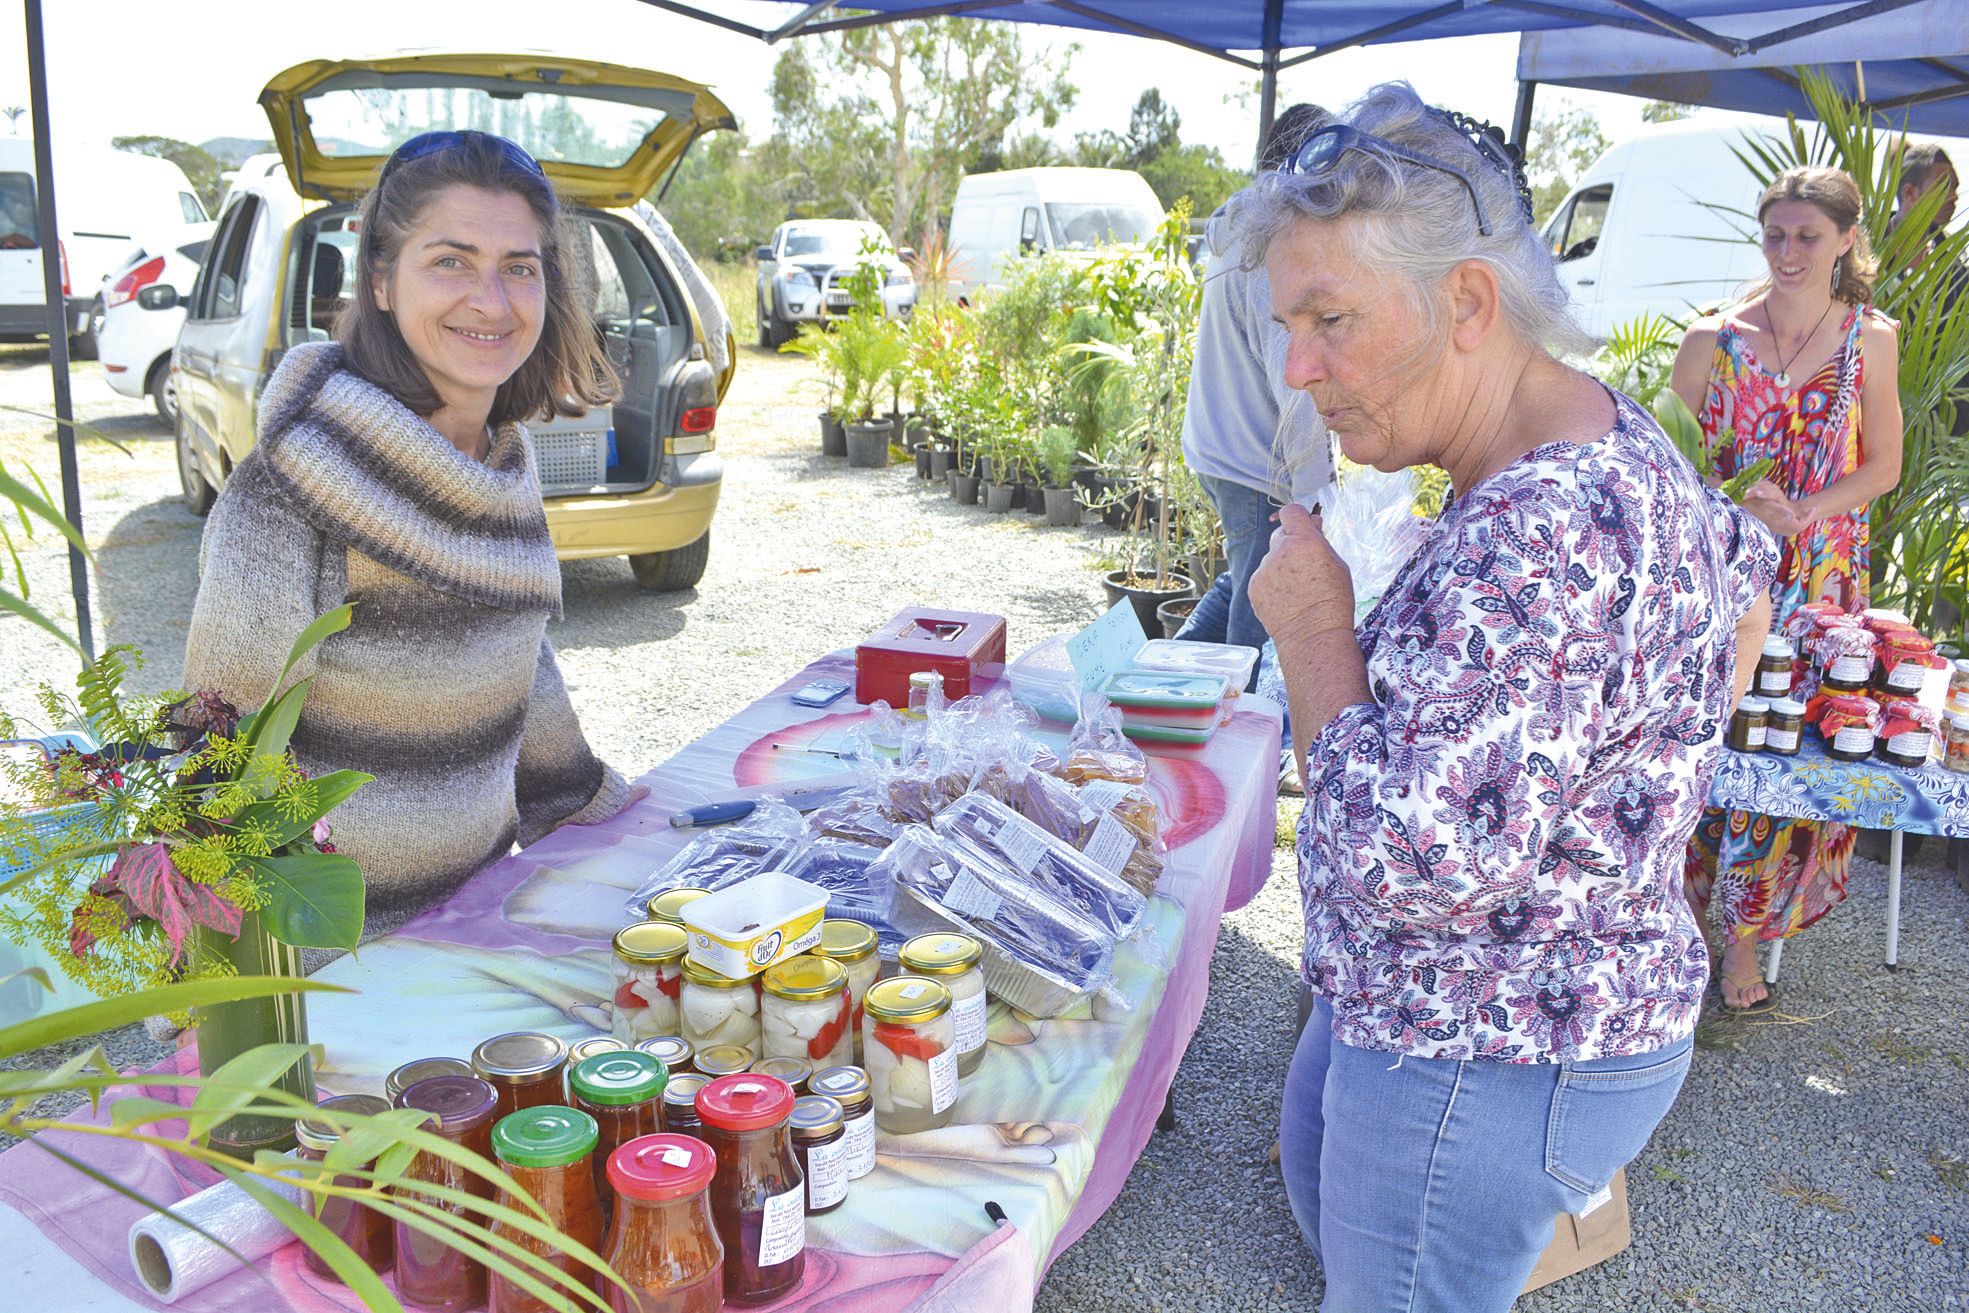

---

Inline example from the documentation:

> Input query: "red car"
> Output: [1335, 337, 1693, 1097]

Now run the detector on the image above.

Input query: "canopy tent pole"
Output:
[1257, 0, 1284, 163]
[23, 0, 92, 661]
[1511, 78, 1538, 151]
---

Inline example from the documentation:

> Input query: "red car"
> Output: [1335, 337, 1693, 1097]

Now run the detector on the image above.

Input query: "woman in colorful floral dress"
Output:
[1671, 165, 1904, 1009]
[1231, 83, 1779, 1311]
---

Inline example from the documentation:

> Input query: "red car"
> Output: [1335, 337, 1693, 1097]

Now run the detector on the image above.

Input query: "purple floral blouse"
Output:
[1298, 390, 1779, 1063]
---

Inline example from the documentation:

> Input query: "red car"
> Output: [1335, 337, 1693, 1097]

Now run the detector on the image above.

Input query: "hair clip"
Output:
[1428, 107, 1536, 228]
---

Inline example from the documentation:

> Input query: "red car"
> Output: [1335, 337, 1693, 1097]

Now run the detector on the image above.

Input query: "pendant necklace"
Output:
[1763, 298, 1834, 391]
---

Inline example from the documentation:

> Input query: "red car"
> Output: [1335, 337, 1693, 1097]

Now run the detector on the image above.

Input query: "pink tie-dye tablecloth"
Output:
[1, 653, 1282, 1312]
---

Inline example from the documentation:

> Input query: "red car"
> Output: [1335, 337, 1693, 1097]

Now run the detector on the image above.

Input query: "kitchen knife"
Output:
[667, 783, 855, 829]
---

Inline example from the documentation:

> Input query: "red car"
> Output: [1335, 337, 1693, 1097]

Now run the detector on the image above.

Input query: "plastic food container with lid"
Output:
[898, 932, 988, 1078]
[488, 1106, 605, 1312]
[861, 976, 958, 1134]
[809, 1065, 875, 1179]
[605, 1134, 724, 1313]
[680, 958, 762, 1060]
[760, 954, 854, 1068]
[1132, 638, 1258, 695]
[472, 1032, 569, 1122]
[811, 919, 881, 1064]
[612, 920, 689, 1042]
[293, 1094, 395, 1280]
[680, 872, 829, 978]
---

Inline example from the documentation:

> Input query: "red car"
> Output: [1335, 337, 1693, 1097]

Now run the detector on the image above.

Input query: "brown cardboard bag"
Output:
[1521, 1168, 1632, 1294]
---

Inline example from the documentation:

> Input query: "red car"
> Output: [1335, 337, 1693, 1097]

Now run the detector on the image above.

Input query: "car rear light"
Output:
[58, 240, 69, 297]
[106, 256, 166, 308]
[103, 363, 127, 373]
[679, 406, 716, 434]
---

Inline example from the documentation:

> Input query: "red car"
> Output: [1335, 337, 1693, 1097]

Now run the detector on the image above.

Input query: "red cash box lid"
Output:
[855, 608, 1008, 707]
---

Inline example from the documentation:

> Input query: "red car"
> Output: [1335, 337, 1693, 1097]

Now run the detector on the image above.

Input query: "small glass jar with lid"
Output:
[760, 955, 853, 1068]
[897, 932, 987, 1077]
[905, 669, 945, 720]
[662, 1072, 712, 1136]
[612, 921, 688, 1042]
[1754, 635, 1795, 699]
[566, 1036, 626, 1069]
[385, 1056, 473, 1104]
[636, 1035, 695, 1074]
[647, 887, 711, 926]
[696, 1075, 806, 1306]
[1727, 695, 1770, 753]
[695, 1044, 755, 1079]
[488, 1106, 605, 1313]
[294, 1094, 395, 1281]
[811, 919, 881, 1064]
[680, 959, 761, 1060]
[1819, 695, 1881, 762]
[750, 1055, 812, 1094]
[861, 977, 958, 1135]
[568, 1051, 667, 1213]
[392, 1075, 500, 1312]
[604, 1134, 724, 1313]
[809, 1065, 875, 1179]
[1764, 698, 1806, 757]
[1948, 659, 1969, 717]
[788, 1095, 849, 1215]
[1943, 712, 1969, 774]
[472, 1032, 569, 1122]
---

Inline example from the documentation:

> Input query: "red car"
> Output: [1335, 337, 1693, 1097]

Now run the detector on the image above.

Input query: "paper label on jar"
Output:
[844, 1108, 876, 1179]
[1887, 730, 1933, 759]
[1082, 814, 1137, 875]
[1827, 653, 1872, 683]
[992, 816, 1050, 874]
[1756, 670, 1792, 696]
[1832, 725, 1875, 754]
[952, 987, 988, 1053]
[927, 1046, 958, 1114]
[1766, 726, 1800, 753]
[756, 1183, 806, 1267]
[1078, 779, 1133, 811]
[805, 1137, 849, 1211]
[943, 868, 1003, 920]
[1744, 722, 1767, 749]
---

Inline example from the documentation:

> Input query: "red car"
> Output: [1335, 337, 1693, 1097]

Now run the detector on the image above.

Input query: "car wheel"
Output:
[67, 298, 102, 362]
[757, 294, 771, 348]
[176, 407, 215, 517]
[148, 359, 178, 425]
[628, 532, 710, 592]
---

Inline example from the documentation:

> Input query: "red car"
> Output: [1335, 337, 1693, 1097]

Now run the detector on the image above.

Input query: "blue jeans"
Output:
[1186, 474, 1275, 656]
[1281, 997, 1693, 1312]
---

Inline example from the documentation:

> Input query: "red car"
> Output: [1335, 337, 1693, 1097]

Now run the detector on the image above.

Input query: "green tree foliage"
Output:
[658, 128, 788, 261]
[111, 135, 223, 214]
[1074, 90, 1248, 215]
[1641, 100, 1692, 124]
[1524, 105, 1610, 227]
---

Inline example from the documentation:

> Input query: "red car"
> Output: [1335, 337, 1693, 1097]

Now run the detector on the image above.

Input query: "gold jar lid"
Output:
[384, 1056, 473, 1102]
[789, 1093, 845, 1140]
[695, 1044, 755, 1078]
[614, 921, 688, 965]
[681, 958, 753, 989]
[899, 932, 982, 976]
[762, 954, 847, 1001]
[472, 1032, 568, 1085]
[812, 918, 878, 965]
[636, 1036, 694, 1071]
[750, 1055, 813, 1090]
[809, 1064, 870, 1109]
[864, 976, 951, 1025]
[295, 1094, 391, 1153]
[647, 888, 710, 924]
[663, 1072, 711, 1110]
[567, 1036, 627, 1065]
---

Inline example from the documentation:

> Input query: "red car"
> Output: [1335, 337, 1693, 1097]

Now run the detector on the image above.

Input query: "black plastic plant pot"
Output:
[984, 482, 1015, 513]
[914, 445, 933, 479]
[1157, 595, 1198, 639]
[929, 446, 954, 479]
[1103, 569, 1195, 635]
[952, 471, 981, 505]
[1044, 486, 1082, 527]
[820, 412, 847, 457]
[845, 420, 892, 468]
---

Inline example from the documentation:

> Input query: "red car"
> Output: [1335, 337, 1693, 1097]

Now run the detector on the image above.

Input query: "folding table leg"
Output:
[1886, 830, 1903, 969]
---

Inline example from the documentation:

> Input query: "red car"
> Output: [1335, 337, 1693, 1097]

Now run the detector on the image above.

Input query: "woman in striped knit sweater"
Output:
[182, 131, 643, 942]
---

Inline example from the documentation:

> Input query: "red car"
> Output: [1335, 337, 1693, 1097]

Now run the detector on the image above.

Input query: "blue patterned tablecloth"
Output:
[1708, 732, 1969, 837]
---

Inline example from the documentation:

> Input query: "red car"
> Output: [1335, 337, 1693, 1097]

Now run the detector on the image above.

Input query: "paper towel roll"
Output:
[128, 1160, 309, 1303]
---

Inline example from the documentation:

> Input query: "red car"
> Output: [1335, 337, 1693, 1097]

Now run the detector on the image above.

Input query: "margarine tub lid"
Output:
[680, 872, 829, 970]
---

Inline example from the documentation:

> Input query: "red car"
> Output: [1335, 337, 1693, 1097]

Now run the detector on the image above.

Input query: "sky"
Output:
[0, 0, 1688, 167]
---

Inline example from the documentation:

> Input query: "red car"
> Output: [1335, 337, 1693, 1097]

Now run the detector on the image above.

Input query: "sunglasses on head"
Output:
[1285, 110, 1535, 237]
[379, 130, 547, 187]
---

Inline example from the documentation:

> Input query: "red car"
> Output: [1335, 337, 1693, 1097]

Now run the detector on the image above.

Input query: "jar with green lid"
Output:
[488, 1106, 605, 1313]
[788, 1095, 849, 1214]
[809, 1065, 874, 1179]
[861, 976, 957, 1134]
[647, 887, 710, 925]
[811, 919, 881, 1064]
[384, 1056, 472, 1103]
[680, 958, 761, 1060]
[613, 921, 688, 1042]
[898, 932, 987, 1077]
[636, 1034, 695, 1073]
[294, 1094, 394, 1281]
[663, 1072, 712, 1136]
[761, 955, 853, 1068]
[568, 1052, 667, 1214]
[695, 1043, 755, 1079]
[750, 1054, 813, 1094]
[472, 1032, 569, 1122]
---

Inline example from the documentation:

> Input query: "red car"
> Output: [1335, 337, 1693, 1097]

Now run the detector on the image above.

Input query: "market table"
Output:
[1706, 734, 1969, 981]
[0, 651, 1282, 1313]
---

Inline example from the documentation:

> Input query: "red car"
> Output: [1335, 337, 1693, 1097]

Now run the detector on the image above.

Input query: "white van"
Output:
[1541, 120, 1772, 339]
[946, 166, 1163, 301]
[0, 138, 207, 357]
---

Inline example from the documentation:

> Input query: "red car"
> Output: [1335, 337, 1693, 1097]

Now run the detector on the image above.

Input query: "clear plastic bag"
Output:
[933, 793, 1147, 941]
[622, 800, 804, 920]
[778, 833, 898, 931]
[1322, 462, 1431, 622]
[1061, 698, 1151, 786]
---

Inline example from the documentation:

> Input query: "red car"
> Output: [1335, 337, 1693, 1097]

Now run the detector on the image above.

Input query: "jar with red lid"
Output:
[663, 1073, 712, 1137]
[569, 1051, 668, 1215]
[604, 1134, 724, 1313]
[694, 1074, 806, 1305]
[392, 1075, 500, 1311]
[488, 1106, 606, 1313]
[473, 1032, 569, 1121]
[1818, 695, 1881, 762]
[293, 1094, 394, 1281]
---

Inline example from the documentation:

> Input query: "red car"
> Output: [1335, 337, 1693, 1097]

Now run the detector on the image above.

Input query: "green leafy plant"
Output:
[1037, 425, 1078, 490]
[777, 321, 842, 415]
[0, 449, 100, 653]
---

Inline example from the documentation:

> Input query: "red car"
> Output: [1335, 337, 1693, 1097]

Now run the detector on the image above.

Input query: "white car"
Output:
[97, 223, 212, 421]
[755, 220, 915, 347]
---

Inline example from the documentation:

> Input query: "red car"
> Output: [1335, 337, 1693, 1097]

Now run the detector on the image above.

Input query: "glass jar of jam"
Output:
[604, 1134, 723, 1313]
[788, 1095, 848, 1215]
[1817, 627, 1877, 687]
[392, 1075, 500, 1311]
[750, 1055, 813, 1094]
[680, 959, 761, 1061]
[1944, 713, 1969, 774]
[1819, 696, 1880, 762]
[473, 1033, 569, 1122]
[696, 1074, 804, 1305]
[568, 1036, 628, 1066]
[811, 920, 881, 1065]
[636, 1035, 695, 1074]
[861, 977, 958, 1135]
[695, 1044, 755, 1080]
[1754, 635, 1795, 699]
[1877, 700, 1939, 769]
[647, 887, 711, 926]
[568, 1051, 667, 1214]
[613, 921, 688, 1044]
[809, 1066, 875, 1180]
[1727, 696, 1769, 753]
[488, 1106, 606, 1313]
[897, 932, 987, 1078]
[385, 1057, 473, 1103]
[1764, 698, 1806, 757]
[663, 1072, 712, 1137]
[760, 955, 853, 1069]
[1948, 659, 1969, 717]
[294, 1094, 395, 1281]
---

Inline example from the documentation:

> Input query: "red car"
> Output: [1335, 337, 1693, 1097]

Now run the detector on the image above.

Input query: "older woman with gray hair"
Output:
[1230, 84, 1780, 1309]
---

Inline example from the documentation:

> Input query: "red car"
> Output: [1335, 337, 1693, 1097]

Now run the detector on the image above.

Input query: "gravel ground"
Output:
[3, 343, 1967, 1310]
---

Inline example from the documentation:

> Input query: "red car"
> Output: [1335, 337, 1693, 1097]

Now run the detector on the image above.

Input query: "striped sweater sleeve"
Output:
[514, 638, 630, 847]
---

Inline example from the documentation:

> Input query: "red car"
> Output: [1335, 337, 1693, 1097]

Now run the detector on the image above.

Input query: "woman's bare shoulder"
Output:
[1859, 305, 1900, 344]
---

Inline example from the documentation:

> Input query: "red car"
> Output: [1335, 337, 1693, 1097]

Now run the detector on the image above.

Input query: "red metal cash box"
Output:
[855, 609, 1008, 706]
